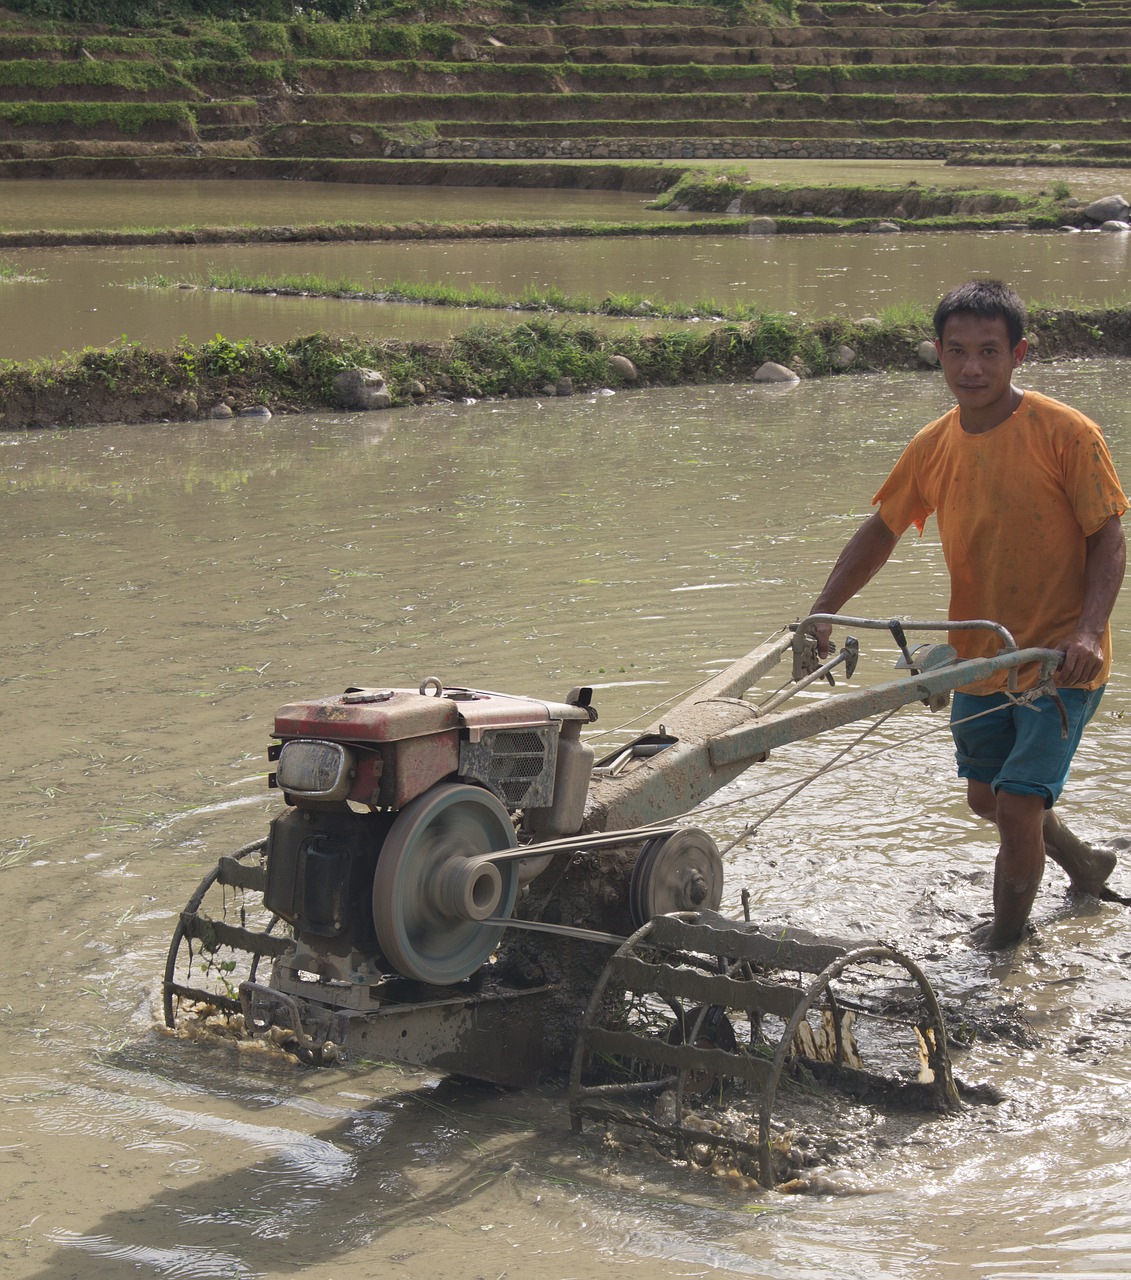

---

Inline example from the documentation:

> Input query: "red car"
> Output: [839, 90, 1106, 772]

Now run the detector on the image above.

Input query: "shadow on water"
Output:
[27, 1032, 806, 1280]
[30, 1040, 565, 1280]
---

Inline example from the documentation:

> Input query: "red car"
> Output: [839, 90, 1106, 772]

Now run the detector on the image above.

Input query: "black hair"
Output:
[932, 279, 1027, 347]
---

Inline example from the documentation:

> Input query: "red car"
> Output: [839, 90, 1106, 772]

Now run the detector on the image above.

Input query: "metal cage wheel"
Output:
[755, 943, 959, 1186]
[372, 782, 519, 985]
[162, 837, 274, 1028]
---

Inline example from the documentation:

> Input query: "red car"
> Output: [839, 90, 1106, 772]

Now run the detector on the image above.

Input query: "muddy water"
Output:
[0, 166, 1126, 232]
[4, 226, 1131, 360]
[2, 170, 1131, 362]
[4, 361, 1131, 1279]
[0, 177, 693, 232]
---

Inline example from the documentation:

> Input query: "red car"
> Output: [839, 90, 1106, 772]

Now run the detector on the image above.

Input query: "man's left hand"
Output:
[1056, 628, 1105, 687]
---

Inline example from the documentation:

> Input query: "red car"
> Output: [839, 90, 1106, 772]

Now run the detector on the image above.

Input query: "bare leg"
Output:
[1042, 809, 1117, 895]
[967, 781, 1046, 948]
[980, 790, 1047, 950]
[967, 780, 1116, 897]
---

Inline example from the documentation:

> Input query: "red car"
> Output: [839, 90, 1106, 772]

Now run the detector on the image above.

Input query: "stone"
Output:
[409, 380, 427, 397]
[855, 316, 883, 328]
[541, 384, 556, 396]
[1101, 220, 1131, 233]
[747, 216, 777, 235]
[555, 377, 575, 396]
[870, 221, 901, 234]
[917, 341, 940, 367]
[332, 368, 392, 411]
[833, 345, 856, 370]
[239, 404, 272, 418]
[725, 197, 744, 215]
[210, 402, 234, 419]
[1059, 225, 1081, 233]
[608, 355, 638, 382]
[753, 361, 800, 383]
[1084, 195, 1130, 222]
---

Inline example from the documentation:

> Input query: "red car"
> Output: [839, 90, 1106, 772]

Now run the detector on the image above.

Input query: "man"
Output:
[808, 280, 1127, 949]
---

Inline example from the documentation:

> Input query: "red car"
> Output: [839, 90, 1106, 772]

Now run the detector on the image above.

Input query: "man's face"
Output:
[935, 312, 1028, 428]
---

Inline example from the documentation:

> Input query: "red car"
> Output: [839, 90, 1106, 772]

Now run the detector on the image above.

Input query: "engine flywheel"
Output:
[373, 783, 519, 985]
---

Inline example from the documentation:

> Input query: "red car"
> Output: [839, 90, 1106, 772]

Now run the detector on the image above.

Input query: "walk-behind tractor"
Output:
[164, 619, 1061, 1185]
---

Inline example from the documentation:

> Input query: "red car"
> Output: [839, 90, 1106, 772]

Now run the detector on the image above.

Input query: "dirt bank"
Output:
[0, 153, 677, 189]
[3, 308, 1128, 431]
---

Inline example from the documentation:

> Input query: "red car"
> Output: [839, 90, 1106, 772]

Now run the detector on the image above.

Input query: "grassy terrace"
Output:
[4, 304, 1131, 431]
[4, 60, 1130, 95]
[0, 0, 1126, 428]
[0, 1, 1128, 163]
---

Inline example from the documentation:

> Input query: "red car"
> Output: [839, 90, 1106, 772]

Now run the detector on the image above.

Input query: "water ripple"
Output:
[48, 1229, 254, 1279]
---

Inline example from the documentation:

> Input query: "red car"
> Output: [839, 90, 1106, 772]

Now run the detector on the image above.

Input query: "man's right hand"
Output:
[809, 618, 833, 658]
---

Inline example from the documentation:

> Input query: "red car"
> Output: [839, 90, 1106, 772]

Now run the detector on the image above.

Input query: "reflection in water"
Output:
[0, 166, 1127, 231]
[0, 177, 681, 231]
[3, 226, 1131, 360]
[3, 370, 1131, 1279]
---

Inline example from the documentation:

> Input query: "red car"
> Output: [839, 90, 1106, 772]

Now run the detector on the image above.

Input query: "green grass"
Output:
[139, 264, 789, 323]
[5, 300, 1131, 430]
[0, 59, 198, 93]
[0, 100, 196, 134]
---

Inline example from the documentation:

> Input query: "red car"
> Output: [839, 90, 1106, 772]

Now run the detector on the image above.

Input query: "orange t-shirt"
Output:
[874, 389, 1127, 694]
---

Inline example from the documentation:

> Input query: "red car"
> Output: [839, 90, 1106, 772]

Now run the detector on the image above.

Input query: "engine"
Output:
[260, 680, 596, 986]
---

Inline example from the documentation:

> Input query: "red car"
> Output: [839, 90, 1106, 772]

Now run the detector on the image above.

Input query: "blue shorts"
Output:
[950, 686, 1105, 807]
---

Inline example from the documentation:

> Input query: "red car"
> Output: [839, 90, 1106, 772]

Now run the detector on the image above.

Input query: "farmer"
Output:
[807, 279, 1127, 949]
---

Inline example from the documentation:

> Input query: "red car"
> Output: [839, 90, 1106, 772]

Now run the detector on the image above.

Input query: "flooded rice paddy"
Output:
[4, 356, 1131, 1278]
[2, 172, 1131, 359]
[0, 227, 1130, 361]
[1, 162, 1129, 231]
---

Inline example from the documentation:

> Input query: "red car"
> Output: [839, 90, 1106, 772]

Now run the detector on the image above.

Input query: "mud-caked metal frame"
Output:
[568, 912, 959, 1187]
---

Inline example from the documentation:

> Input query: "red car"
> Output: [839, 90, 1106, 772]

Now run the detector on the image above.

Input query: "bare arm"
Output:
[808, 510, 900, 655]
[1057, 514, 1126, 686]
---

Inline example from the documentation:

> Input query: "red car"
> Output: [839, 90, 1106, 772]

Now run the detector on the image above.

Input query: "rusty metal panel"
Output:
[459, 725, 557, 808]
[381, 731, 461, 808]
[345, 750, 384, 806]
[274, 689, 459, 744]
[456, 691, 590, 731]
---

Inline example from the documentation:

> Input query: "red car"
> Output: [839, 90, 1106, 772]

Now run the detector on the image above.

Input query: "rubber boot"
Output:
[1042, 810, 1117, 895]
